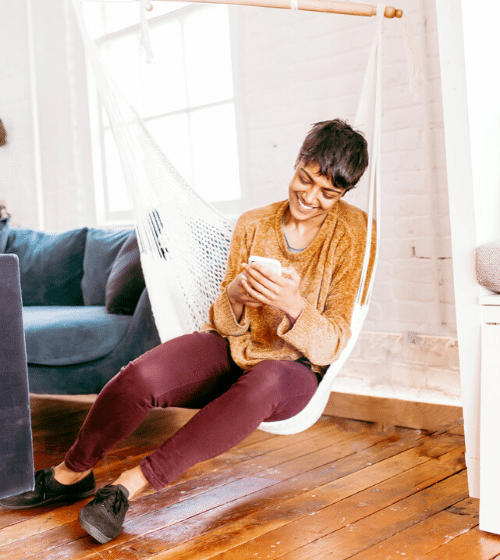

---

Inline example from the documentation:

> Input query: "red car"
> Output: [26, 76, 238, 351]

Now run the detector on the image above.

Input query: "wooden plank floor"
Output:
[1, 397, 500, 559]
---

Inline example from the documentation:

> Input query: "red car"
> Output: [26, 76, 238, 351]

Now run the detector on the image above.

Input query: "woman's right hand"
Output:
[227, 272, 264, 308]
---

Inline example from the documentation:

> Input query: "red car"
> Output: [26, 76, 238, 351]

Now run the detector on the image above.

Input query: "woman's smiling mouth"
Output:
[296, 195, 316, 211]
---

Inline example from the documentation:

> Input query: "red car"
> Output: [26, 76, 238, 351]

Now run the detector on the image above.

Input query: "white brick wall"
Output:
[0, 0, 461, 405]
[233, 0, 459, 403]
[332, 331, 460, 406]
[236, 1, 454, 333]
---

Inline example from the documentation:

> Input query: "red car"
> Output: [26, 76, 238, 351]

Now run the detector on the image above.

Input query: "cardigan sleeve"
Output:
[205, 215, 252, 336]
[277, 301, 352, 366]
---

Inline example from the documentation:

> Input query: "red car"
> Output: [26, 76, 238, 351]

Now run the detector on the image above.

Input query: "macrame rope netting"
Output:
[72, 0, 235, 343]
[72, 0, 383, 434]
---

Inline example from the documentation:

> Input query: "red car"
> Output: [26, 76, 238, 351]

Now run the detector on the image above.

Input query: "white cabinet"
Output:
[480, 294, 500, 534]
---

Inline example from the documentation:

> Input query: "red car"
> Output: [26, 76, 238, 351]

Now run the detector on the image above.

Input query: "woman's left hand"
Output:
[241, 262, 305, 322]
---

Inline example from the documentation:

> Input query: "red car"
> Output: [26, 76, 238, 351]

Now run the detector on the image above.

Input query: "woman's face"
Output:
[288, 162, 346, 223]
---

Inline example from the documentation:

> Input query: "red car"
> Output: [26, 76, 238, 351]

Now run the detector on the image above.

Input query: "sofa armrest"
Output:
[0, 254, 34, 497]
[119, 287, 161, 358]
[25, 287, 161, 396]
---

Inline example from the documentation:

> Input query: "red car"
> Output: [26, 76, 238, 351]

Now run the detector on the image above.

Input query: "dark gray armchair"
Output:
[0, 254, 34, 498]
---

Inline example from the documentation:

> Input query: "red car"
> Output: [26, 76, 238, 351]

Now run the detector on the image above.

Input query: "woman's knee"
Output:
[108, 334, 193, 401]
[102, 331, 234, 408]
[241, 360, 317, 410]
[103, 360, 158, 404]
[237, 361, 284, 406]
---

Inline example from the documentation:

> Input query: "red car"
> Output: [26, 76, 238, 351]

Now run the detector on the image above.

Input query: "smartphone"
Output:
[248, 255, 282, 276]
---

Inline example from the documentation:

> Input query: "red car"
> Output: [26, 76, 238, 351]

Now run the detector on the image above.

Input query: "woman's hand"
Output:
[227, 271, 264, 308]
[226, 271, 264, 322]
[241, 263, 305, 323]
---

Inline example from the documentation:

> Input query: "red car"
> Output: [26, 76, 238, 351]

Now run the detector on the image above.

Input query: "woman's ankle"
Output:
[53, 462, 92, 485]
[113, 465, 150, 500]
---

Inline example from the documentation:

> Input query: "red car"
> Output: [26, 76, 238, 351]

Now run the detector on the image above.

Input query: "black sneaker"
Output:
[0, 468, 96, 509]
[78, 484, 130, 544]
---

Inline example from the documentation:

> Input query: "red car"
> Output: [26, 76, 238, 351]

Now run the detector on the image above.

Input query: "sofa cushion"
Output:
[81, 228, 132, 306]
[476, 240, 500, 293]
[105, 232, 146, 315]
[0, 217, 9, 253]
[5, 227, 88, 306]
[23, 306, 132, 366]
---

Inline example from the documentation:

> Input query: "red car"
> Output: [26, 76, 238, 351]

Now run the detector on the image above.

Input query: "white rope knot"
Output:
[139, 0, 154, 63]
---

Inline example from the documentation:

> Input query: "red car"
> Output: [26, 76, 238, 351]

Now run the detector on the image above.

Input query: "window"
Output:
[85, 3, 241, 224]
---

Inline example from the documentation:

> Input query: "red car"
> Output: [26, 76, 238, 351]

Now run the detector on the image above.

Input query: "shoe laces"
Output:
[93, 486, 128, 516]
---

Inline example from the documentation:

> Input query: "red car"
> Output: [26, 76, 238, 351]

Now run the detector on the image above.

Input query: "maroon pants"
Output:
[65, 332, 318, 490]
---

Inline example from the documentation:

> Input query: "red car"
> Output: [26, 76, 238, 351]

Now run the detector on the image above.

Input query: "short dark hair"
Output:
[296, 119, 369, 191]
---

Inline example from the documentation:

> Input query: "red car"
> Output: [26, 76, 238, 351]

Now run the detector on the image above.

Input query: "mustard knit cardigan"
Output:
[201, 199, 371, 377]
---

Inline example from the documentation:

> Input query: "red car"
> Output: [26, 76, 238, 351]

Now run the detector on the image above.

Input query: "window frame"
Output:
[87, 3, 245, 227]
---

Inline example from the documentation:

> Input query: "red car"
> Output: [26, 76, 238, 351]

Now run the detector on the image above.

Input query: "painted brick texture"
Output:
[234, 1, 459, 403]
[236, 0, 455, 340]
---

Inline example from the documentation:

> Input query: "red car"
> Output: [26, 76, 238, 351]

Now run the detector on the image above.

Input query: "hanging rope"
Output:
[139, 0, 153, 63]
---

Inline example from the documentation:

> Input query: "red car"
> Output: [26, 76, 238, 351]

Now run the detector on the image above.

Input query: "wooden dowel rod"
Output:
[143, 0, 403, 18]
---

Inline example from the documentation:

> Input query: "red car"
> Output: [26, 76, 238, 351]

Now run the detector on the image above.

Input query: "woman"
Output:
[0, 119, 370, 544]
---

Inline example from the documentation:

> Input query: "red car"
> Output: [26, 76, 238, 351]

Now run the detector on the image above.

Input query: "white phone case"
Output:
[248, 255, 282, 276]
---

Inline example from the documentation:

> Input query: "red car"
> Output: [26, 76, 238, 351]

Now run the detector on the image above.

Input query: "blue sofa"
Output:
[0, 218, 161, 395]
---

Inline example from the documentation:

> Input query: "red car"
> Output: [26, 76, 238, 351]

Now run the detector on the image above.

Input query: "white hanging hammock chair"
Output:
[72, 0, 387, 435]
